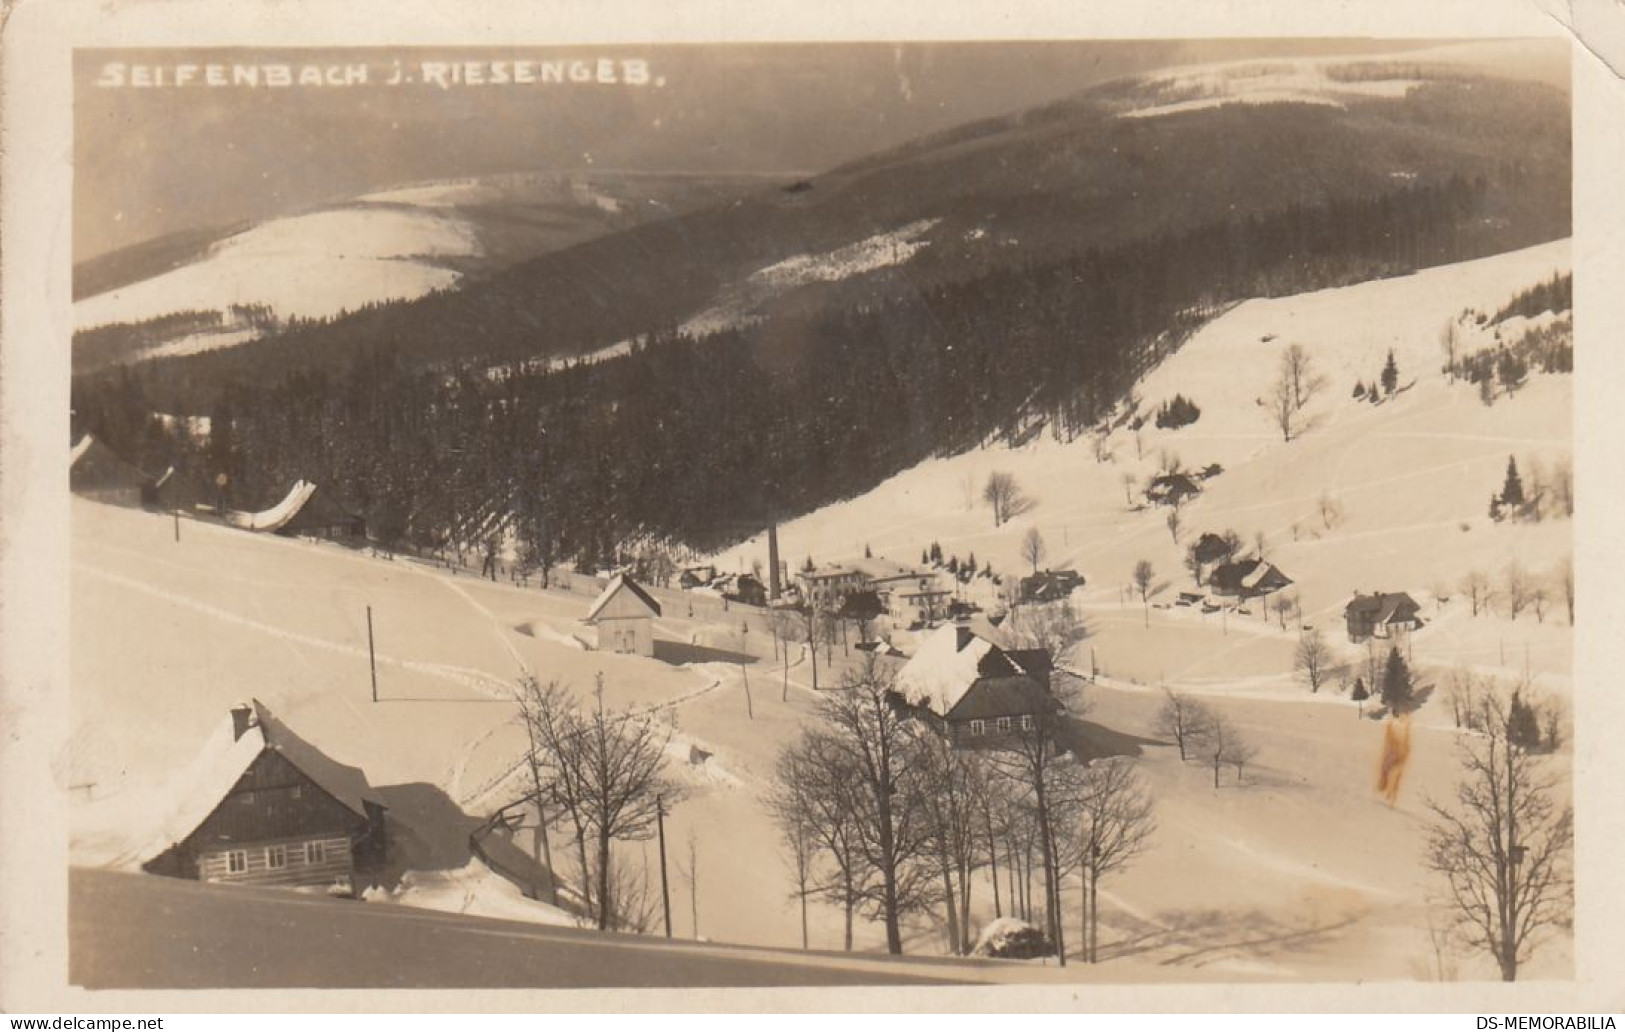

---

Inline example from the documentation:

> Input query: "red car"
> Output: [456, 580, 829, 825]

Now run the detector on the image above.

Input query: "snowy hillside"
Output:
[714, 239, 1573, 696]
[75, 207, 479, 336]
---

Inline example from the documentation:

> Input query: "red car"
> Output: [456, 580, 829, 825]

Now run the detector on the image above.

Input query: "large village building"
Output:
[888, 624, 1060, 747]
[585, 573, 662, 656]
[796, 563, 867, 610]
[141, 700, 386, 894]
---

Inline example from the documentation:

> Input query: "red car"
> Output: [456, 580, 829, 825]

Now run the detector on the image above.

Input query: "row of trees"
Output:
[1152, 689, 1259, 788]
[767, 658, 1153, 962]
[1457, 556, 1573, 625]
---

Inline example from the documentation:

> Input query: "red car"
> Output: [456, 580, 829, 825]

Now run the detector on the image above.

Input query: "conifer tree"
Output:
[1380, 647, 1416, 714]
[1500, 455, 1525, 509]
[1507, 691, 1543, 752]
[1380, 349, 1400, 396]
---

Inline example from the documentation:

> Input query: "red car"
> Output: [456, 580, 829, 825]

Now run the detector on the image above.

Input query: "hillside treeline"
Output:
[77, 175, 1512, 564]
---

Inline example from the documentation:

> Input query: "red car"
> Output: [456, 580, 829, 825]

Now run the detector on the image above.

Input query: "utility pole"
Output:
[367, 605, 378, 703]
[173, 511, 180, 543]
[656, 795, 672, 938]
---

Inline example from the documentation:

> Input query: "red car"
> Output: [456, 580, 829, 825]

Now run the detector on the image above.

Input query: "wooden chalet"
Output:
[1344, 591, 1424, 644]
[69, 434, 153, 508]
[1208, 558, 1293, 600]
[141, 700, 386, 894]
[585, 573, 662, 656]
[888, 624, 1060, 748]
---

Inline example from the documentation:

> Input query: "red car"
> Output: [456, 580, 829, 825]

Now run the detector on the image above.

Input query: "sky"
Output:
[74, 39, 1448, 263]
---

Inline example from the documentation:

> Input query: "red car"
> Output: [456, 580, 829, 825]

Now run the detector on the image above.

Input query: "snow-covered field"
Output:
[70, 241, 1573, 980]
[716, 239, 1573, 697]
[1117, 40, 1568, 120]
[74, 207, 480, 338]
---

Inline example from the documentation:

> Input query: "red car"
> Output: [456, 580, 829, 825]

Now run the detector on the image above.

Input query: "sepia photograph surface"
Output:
[4, 0, 1624, 1014]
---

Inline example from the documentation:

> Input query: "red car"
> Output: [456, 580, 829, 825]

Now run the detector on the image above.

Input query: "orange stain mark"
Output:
[1376, 714, 1412, 806]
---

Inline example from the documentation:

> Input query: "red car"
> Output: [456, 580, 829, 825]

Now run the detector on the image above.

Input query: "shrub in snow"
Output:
[972, 917, 1053, 959]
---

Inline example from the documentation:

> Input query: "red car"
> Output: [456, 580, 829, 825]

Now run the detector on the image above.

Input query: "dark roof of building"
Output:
[585, 573, 663, 621]
[1345, 592, 1423, 624]
[253, 700, 384, 818]
[1210, 558, 1293, 595]
[947, 677, 1063, 722]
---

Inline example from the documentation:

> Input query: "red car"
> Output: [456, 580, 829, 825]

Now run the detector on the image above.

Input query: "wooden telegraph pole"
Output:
[367, 605, 379, 703]
[656, 795, 672, 938]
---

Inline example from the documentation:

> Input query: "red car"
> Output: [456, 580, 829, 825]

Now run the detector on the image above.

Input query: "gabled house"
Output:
[888, 625, 1060, 748]
[679, 565, 718, 590]
[585, 573, 662, 656]
[141, 700, 386, 894]
[1344, 591, 1424, 644]
[1209, 558, 1293, 600]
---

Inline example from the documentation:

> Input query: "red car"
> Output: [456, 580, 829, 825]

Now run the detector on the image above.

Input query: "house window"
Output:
[1021, 714, 1035, 732]
[997, 716, 1013, 733]
[969, 719, 986, 736]
[266, 845, 287, 869]
[227, 850, 247, 873]
[239, 790, 256, 805]
[305, 841, 326, 865]
[290, 785, 302, 800]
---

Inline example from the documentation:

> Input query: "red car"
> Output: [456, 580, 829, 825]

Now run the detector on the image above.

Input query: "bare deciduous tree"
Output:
[1294, 628, 1337, 692]
[1555, 556, 1573, 626]
[1504, 562, 1532, 621]
[1166, 508, 1183, 544]
[1120, 470, 1138, 508]
[1073, 757, 1156, 963]
[516, 674, 682, 931]
[1204, 715, 1253, 789]
[1132, 559, 1155, 627]
[983, 471, 1032, 527]
[816, 658, 935, 954]
[1002, 600, 1088, 672]
[1269, 372, 1300, 442]
[1153, 688, 1213, 762]
[1461, 570, 1493, 617]
[1021, 526, 1048, 575]
[1281, 344, 1327, 412]
[1424, 692, 1574, 981]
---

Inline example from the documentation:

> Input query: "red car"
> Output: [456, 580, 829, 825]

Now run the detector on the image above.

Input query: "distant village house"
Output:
[1018, 568, 1085, 605]
[1344, 591, 1424, 644]
[1208, 558, 1293, 600]
[585, 573, 662, 656]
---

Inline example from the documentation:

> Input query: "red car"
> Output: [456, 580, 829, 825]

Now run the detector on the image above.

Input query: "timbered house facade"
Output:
[141, 701, 386, 894]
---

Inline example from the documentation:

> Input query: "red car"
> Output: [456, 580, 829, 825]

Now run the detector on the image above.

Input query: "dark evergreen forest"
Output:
[74, 174, 1536, 567]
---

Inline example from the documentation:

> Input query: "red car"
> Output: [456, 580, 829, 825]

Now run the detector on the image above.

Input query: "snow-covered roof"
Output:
[584, 573, 662, 621]
[140, 700, 383, 863]
[892, 624, 999, 717]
